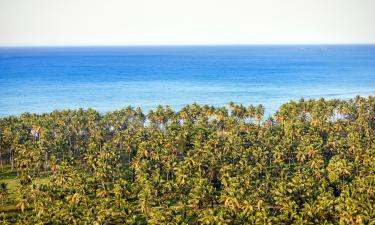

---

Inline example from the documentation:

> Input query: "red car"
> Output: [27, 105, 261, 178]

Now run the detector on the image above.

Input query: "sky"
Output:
[0, 0, 374, 46]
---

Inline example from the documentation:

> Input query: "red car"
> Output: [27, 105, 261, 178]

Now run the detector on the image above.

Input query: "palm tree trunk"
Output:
[10, 147, 14, 171]
[44, 151, 48, 172]
[0, 146, 3, 172]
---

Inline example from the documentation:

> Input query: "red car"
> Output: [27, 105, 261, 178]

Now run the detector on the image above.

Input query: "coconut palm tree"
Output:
[0, 183, 8, 206]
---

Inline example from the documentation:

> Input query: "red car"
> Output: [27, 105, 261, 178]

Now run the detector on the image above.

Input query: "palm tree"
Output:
[0, 183, 8, 206]
[255, 104, 265, 125]
[246, 105, 256, 121]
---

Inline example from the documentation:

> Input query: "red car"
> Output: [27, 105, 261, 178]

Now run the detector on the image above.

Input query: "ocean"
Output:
[0, 45, 374, 117]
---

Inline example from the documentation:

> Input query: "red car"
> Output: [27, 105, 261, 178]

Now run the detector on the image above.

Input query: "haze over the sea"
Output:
[1, 0, 375, 46]
[0, 45, 374, 117]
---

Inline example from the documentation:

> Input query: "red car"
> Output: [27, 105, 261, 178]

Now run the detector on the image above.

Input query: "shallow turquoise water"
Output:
[0, 45, 374, 117]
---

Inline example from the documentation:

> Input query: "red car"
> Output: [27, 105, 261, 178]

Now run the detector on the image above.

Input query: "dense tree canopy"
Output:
[0, 96, 374, 224]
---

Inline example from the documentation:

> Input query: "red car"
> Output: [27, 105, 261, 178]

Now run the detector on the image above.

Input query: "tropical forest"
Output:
[0, 96, 374, 224]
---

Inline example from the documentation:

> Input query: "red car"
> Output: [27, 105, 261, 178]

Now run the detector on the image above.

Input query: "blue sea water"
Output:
[0, 45, 374, 117]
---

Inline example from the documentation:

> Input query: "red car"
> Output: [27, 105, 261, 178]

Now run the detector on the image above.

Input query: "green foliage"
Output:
[0, 96, 374, 224]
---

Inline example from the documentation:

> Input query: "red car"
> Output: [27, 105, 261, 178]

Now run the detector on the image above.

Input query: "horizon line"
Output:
[1, 43, 375, 48]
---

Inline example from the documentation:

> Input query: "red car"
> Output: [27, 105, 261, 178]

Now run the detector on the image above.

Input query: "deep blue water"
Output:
[0, 45, 374, 117]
